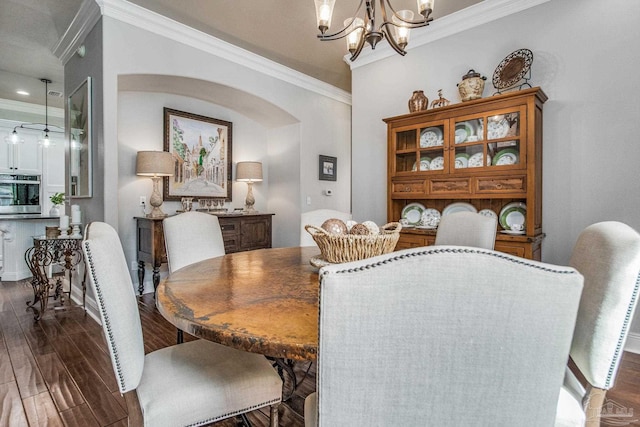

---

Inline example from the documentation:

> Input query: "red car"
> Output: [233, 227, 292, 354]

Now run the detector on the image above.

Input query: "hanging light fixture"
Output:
[315, 0, 435, 61]
[4, 78, 62, 147]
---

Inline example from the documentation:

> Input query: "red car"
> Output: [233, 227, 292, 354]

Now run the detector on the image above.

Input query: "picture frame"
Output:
[163, 108, 233, 201]
[318, 155, 337, 181]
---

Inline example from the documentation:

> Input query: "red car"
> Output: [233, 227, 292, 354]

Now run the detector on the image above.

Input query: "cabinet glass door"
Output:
[418, 124, 445, 172]
[394, 129, 417, 173]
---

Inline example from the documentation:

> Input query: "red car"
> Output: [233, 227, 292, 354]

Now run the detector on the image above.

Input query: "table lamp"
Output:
[136, 151, 174, 218]
[236, 161, 262, 213]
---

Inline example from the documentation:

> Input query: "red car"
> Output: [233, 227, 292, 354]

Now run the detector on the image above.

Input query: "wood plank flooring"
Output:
[1, 278, 639, 426]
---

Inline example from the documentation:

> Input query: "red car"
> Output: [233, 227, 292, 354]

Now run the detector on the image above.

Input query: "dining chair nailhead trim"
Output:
[605, 271, 640, 388]
[184, 398, 282, 427]
[320, 247, 579, 278]
[83, 241, 128, 391]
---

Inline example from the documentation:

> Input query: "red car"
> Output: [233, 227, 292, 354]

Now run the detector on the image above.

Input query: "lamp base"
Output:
[147, 177, 168, 218]
[243, 181, 257, 213]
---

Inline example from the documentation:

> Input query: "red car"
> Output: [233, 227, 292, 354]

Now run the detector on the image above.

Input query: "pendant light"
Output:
[39, 78, 53, 147]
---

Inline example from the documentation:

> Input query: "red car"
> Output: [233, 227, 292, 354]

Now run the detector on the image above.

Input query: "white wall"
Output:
[351, 0, 640, 340]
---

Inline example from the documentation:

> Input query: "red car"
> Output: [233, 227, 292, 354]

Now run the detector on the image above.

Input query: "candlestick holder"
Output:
[58, 227, 69, 238]
[70, 223, 82, 239]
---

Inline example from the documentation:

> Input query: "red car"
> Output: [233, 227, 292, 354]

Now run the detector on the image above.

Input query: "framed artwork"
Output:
[163, 108, 233, 201]
[319, 155, 337, 181]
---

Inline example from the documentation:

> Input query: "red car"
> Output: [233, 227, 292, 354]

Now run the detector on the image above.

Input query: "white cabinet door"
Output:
[0, 144, 15, 173]
[0, 140, 42, 175]
[14, 138, 42, 174]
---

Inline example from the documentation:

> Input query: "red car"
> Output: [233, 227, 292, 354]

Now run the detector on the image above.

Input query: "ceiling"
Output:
[0, 0, 480, 111]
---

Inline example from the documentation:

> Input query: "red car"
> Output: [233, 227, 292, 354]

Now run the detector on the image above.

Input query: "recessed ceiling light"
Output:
[16, 90, 29, 96]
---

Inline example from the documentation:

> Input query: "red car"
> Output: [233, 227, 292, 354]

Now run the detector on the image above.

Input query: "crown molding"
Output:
[346, 0, 552, 69]
[94, 0, 352, 105]
[52, 0, 102, 65]
[0, 99, 64, 119]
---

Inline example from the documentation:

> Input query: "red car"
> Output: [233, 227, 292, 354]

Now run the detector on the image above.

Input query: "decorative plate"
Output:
[478, 209, 498, 220]
[487, 117, 510, 139]
[429, 156, 444, 170]
[492, 48, 533, 90]
[492, 148, 519, 166]
[443, 202, 477, 216]
[455, 153, 469, 169]
[499, 202, 526, 230]
[420, 127, 443, 148]
[468, 152, 491, 168]
[402, 202, 426, 225]
[420, 208, 441, 228]
[411, 156, 431, 171]
[454, 122, 474, 144]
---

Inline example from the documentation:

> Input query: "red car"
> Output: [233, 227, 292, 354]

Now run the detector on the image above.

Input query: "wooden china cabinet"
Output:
[385, 87, 547, 260]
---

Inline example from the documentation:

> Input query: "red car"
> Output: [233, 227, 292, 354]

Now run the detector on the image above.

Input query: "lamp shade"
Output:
[236, 161, 263, 182]
[136, 151, 174, 176]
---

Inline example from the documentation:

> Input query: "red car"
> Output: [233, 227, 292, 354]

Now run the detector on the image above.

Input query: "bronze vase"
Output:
[408, 90, 428, 113]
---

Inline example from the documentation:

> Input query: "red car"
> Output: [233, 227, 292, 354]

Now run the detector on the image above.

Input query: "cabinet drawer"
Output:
[494, 242, 526, 258]
[475, 176, 526, 194]
[391, 180, 426, 195]
[429, 178, 471, 195]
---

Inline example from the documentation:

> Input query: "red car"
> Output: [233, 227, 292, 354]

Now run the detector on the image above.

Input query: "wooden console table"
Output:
[135, 212, 274, 294]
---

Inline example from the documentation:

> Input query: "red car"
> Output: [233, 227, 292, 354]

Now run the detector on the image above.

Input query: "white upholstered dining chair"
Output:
[300, 209, 352, 247]
[555, 221, 640, 427]
[164, 211, 226, 343]
[83, 222, 282, 427]
[305, 246, 584, 426]
[434, 211, 497, 249]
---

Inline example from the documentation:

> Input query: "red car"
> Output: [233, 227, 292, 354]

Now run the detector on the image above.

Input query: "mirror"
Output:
[68, 76, 92, 198]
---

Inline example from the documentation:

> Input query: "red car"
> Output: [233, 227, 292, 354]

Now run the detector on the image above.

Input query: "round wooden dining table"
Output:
[156, 246, 320, 361]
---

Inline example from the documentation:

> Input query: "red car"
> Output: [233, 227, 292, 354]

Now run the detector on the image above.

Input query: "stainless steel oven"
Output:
[0, 174, 41, 214]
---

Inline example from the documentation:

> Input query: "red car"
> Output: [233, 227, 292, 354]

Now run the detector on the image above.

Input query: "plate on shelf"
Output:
[478, 209, 498, 220]
[499, 202, 526, 230]
[443, 202, 477, 216]
[455, 153, 470, 169]
[492, 48, 533, 90]
[500, 230, 526, 235]
[429, 156, 444, 170]
[468, 152, 491, 168]
[420, 208, 441, 228]
[492, 148, 519, 166]
[487, 117, 510, 139]
[454, 122, 474, 144]
[411, 156, 431, 171]
[402, 202, 426, 225]
[420, 127, 443, 148]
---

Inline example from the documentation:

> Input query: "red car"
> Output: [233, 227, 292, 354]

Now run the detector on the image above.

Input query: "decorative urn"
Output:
[457, 69, 487, 102]
[408, 90, 429, 113]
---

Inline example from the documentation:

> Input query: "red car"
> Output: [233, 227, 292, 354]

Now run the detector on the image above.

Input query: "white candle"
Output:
[72, 210, 81, 224]
[60, 215, 69, 229]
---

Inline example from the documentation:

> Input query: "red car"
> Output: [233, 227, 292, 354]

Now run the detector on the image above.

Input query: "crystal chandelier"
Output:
[315, 0, 435, 61]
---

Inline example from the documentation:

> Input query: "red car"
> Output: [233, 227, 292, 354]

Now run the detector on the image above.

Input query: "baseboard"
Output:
[625, 332, 640, 355]
[70, 286, 101, 324]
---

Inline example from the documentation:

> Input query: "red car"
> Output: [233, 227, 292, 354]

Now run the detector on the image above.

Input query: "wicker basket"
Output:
[305, 222, 402, 264]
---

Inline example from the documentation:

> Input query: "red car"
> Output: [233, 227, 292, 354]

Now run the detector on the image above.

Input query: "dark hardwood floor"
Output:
[1, 278, 639, 426]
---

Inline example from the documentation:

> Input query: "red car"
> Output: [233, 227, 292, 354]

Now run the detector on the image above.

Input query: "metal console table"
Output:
[24, 236, 86, 321]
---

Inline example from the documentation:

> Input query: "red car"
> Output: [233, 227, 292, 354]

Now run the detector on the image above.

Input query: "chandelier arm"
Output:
[382, 0, 434, 27]
[380, 25, 408, 56]
[318, 23, 366, 41]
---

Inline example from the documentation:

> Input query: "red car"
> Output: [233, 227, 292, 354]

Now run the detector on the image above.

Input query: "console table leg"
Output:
[137, 261, 145, 295]
[153, 266, 160, 293]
